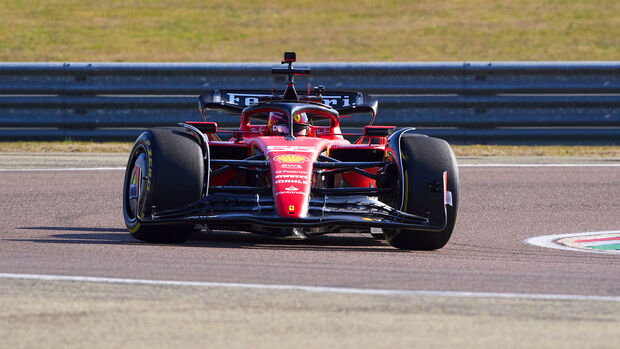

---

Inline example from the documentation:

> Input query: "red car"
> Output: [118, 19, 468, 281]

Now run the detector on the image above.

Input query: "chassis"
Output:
[123, 53, 459, 250]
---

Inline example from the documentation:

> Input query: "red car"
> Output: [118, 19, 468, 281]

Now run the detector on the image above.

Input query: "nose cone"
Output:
[253, 136, 335, 219]
[270, 153, 312, 218]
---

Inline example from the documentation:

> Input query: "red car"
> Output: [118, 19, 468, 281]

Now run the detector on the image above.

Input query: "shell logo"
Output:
[274, 154, 308, 163]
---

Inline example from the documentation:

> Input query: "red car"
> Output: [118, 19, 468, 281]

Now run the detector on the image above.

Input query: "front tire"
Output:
[123, 127, 205, 243]
[384, 134, 459, 250]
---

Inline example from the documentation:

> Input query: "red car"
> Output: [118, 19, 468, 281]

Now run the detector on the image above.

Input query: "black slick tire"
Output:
[123, 127, 205, 243]
[385, 135, 459, 250]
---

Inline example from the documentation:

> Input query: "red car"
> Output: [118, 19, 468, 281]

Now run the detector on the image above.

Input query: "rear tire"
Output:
[123, 127, 205, 243]
[384, 135, 459, 250]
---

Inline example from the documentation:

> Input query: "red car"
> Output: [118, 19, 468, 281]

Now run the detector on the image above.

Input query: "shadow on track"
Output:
[185, 230, 403, 253]
[12, 226, 404, 253]
[14, 227, 138, 245]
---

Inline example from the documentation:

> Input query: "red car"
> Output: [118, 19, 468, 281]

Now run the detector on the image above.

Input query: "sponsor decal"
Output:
[220, 91, 356, 108]
[145, 140, 153, 191]
[281, 163, 303, 169]
[275, 179, 308, 185]
[315, 128, 330, 136]
[274, 185, 306, 196]
[275, 174, 309, 179]
[274, 154, 309, 164]
[275, 170, 307, 174]
[267, 145, 317, 152]
[225, 92, 270, 106]
[275, 191, 303, 196]
[323, 95, 350, 107]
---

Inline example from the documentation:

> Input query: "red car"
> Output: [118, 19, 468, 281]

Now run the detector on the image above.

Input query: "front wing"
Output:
[137, 192, 448, 232]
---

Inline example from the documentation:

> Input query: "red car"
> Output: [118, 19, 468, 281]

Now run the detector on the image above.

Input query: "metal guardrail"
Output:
[1, 62, 619, 144]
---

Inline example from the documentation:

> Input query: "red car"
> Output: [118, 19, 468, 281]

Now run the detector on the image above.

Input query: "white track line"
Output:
[1, 164, 619, 172]
[459, 163, 620, 167]
[1, 272, 619, 302]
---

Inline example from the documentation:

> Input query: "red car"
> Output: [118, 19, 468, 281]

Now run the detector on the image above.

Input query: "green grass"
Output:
[0, 0, 617, 62]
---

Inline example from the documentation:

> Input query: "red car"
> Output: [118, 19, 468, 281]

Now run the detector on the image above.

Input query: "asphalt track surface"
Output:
[1, 154, 619, 348]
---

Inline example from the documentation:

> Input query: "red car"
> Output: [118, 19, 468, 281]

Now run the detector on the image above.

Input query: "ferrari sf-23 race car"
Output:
[123, 52, 459, 250]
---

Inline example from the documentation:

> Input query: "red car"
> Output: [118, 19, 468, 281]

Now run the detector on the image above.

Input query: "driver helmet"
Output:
[267, 112, 309, 136]
[292, 112, 309, 136]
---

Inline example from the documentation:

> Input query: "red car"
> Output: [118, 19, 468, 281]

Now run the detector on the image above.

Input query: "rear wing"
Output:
[199, 89, 378, 118]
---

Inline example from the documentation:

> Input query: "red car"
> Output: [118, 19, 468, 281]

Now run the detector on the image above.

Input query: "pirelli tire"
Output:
[385, 134, 459, 250]
[123, 127, 205, 243]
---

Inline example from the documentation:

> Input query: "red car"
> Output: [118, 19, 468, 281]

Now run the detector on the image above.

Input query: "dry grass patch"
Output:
[0, 141, 133, 153]
[452, 145, 620, 157]
[1, 141, 618, 157]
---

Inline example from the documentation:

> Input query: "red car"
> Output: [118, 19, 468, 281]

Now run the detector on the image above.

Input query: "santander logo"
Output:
[285, 185, 299, 191]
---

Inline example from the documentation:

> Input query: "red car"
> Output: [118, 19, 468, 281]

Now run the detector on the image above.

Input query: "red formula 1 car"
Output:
[123, 52, 459, 250]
